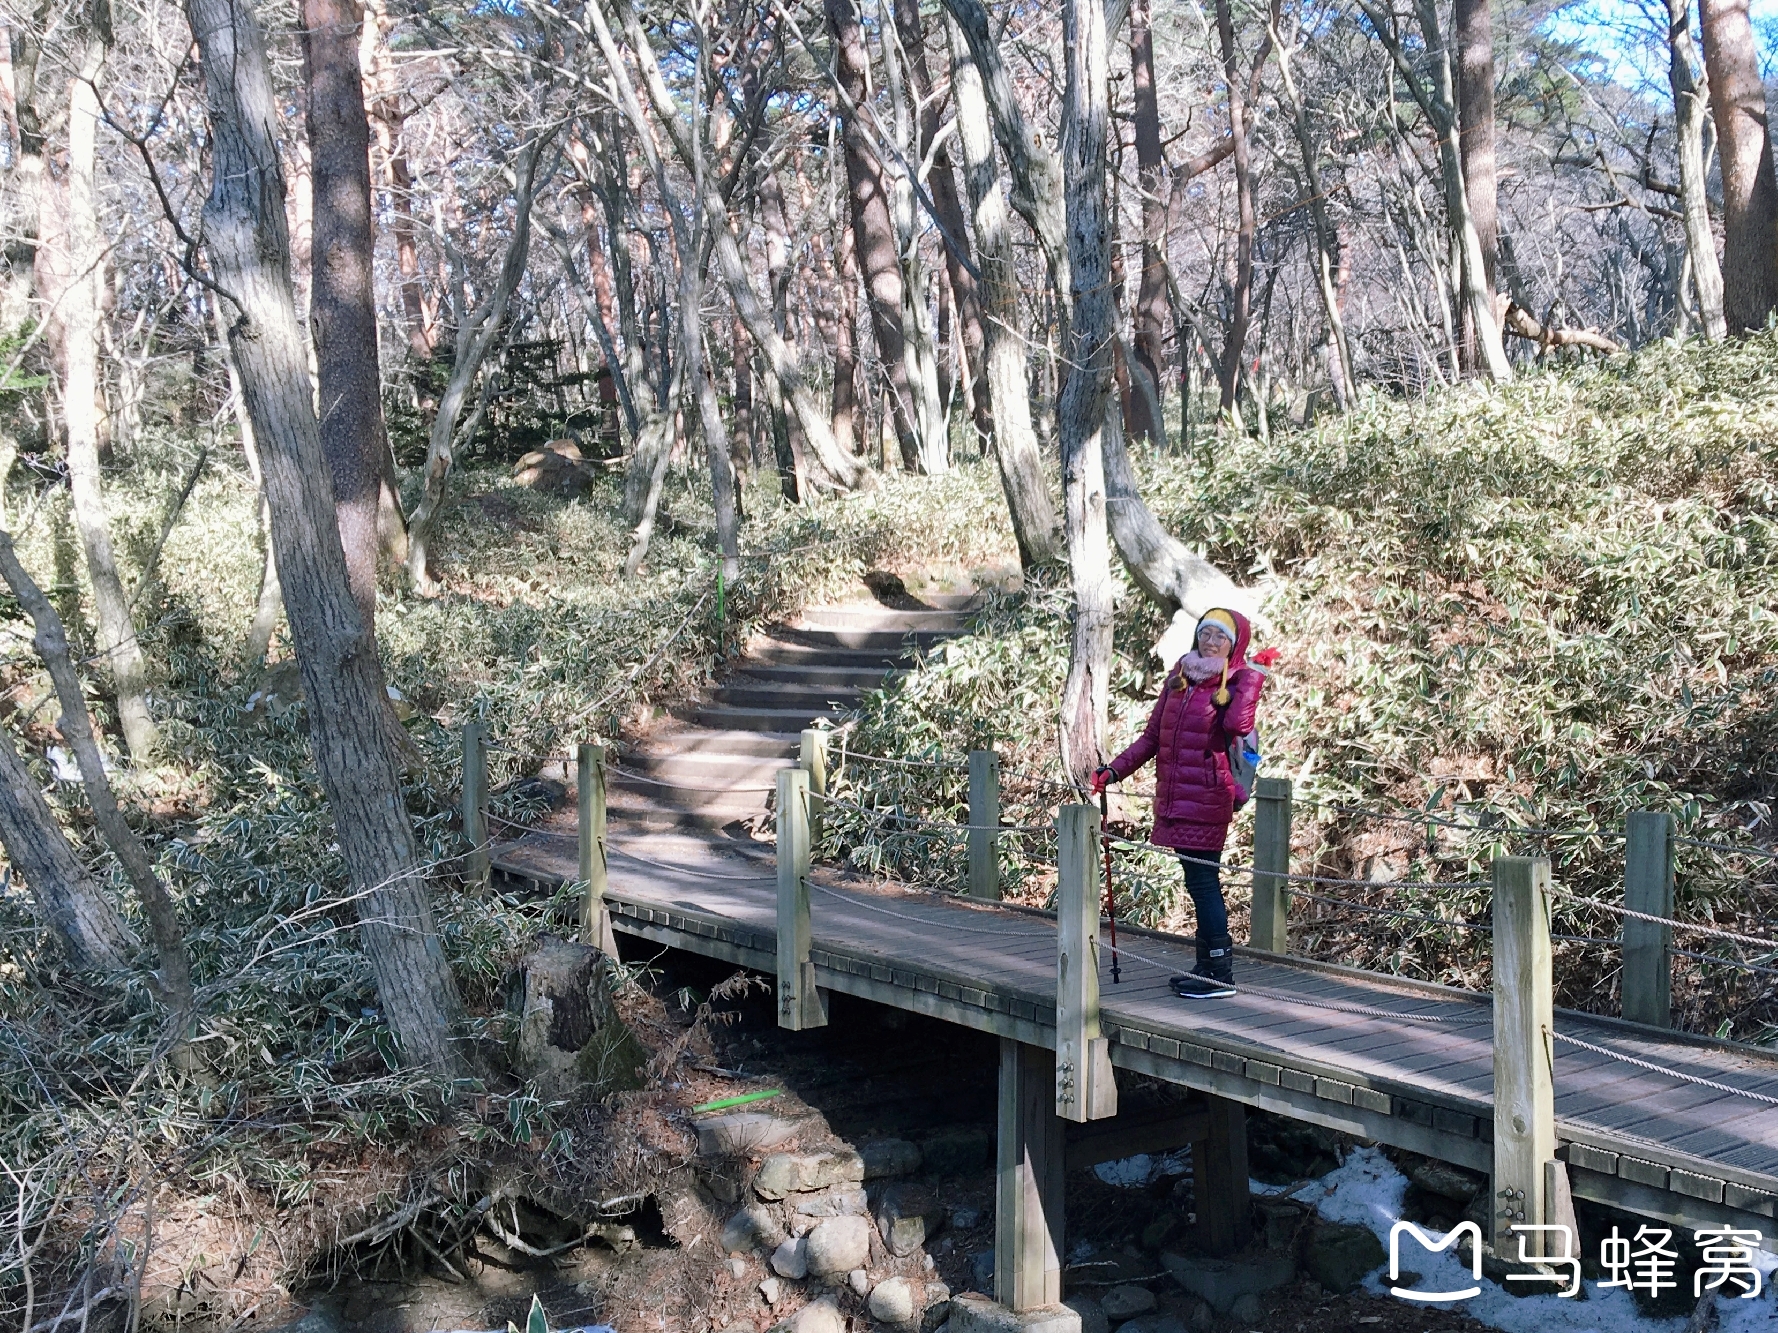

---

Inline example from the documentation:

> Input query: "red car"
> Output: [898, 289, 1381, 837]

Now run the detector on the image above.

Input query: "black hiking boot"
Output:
[1169, 934, 1236, 1000]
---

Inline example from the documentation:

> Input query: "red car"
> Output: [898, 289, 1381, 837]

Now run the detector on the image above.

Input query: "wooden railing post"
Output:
[579, 743, 617, 954]
[776, 768, 826, 1030]
[1056, 804, 1117, 1122]
[1622, 810, 1675, 1028]
[1492, 855, 1555, 1255]
[1250, 776, 1292, 953]
[462, 722, 489, 887]
[968, 749, 1001, 900]
[996, 1038, 1065, 1311]
[799, 728, 827, 844]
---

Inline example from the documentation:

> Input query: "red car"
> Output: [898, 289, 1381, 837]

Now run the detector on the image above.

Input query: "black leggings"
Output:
[1178, 850, 1228, 939]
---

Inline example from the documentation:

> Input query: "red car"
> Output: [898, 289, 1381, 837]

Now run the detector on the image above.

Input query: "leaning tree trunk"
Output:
[64, 33, 156, 761]
[828, 0, 925, 472]
[0, 531, 189, 1016]
[1669, 0, 1728, 341]
[1700, 0, 1778, 332]
[302, 0, 392, 634]
[0, 721, 135, 971]
[407, 139, 547, 590]
[1057, 0, 1116, 785]
[182, 0, 468, 1074]
[949, 23, 1061, 568]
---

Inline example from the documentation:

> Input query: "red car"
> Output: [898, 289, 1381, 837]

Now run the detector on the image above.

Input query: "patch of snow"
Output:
[1093, 1149, 1190, 1188]
[1284, 1146, 1778, 1333]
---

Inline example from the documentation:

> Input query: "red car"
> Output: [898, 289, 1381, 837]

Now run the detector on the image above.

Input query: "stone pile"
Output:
[703, 1112, 953, 1333]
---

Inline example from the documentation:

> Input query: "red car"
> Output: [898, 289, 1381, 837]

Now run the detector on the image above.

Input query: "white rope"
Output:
[611, 767, 778, 795]
[1550, 1031, 1778, 1108]
[607, 842, 776, 882]
[1547, 886, 1778, 951]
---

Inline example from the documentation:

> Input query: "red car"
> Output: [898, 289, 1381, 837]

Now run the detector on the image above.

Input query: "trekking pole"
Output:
[1099, 786, 1122, 984]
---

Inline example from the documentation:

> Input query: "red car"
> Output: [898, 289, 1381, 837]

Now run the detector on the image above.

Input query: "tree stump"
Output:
[509, 937, 645, 1099]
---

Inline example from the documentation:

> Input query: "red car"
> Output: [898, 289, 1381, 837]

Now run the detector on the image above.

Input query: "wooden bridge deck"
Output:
[492, 825, 1778, 1245]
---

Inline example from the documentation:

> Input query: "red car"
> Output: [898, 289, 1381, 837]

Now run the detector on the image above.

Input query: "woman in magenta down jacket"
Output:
[1090, 608, 1273, 997]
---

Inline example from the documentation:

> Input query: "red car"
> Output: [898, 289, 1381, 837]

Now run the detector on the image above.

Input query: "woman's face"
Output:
[1198, 624, 1233, 660]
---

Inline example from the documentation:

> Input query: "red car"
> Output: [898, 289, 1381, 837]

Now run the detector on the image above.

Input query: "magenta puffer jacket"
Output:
[1106, 609, 1264, 852]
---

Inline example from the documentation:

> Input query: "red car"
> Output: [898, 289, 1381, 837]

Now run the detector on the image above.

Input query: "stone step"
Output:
[769, 625, 958, 654]
[607, 770, 775, 813]
[739, 663, 901, 691]
[713, 682, 866, 712]
[604, 790, 768, 833]
[690, 704, 850, 733]
[749, 640, 910, 670]
[620, 750, 797, 782]
[631, 728, 803, 759]
[796, 606, 976, 633]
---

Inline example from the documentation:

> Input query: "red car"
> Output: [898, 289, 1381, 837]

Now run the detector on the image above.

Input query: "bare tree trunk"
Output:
[0, 722, 135, 972]
[828, 0, 924, 471]
[1360, 0, 1512, 380]
[881, 0, 949, 473]
[183, 0, 469, 1074]
[64, 30, 156, 761]
[303, 0, 390, 633]
[406, 139, 549, 589]
[900, 0, 989, 442]
[758, 165, 819, 488]
[364, 0, 433, 360]
[1700, 0, 1778, 332]
[1670, 0, 1728, 340]
[1453, 0, 1498, 312]
[1058, 0, 1116, 784]
[948, 17, 1061, 568]
[1214, 0, 1261, 415]
[826, 227, 861, 455]
[1128, 0, 1169, 442]
[1272, 23, 1356, 401]
[0, 532, 189, 1016]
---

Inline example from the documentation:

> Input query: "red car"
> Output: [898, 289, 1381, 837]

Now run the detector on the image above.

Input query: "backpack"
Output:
[1228, 728, 1261, 810]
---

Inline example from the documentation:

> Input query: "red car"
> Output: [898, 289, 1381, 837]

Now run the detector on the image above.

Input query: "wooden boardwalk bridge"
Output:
[486, 599, 1778, 1325]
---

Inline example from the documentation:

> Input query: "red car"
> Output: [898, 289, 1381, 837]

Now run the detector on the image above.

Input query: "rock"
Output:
[922, 1281, 953, 1332]
[723, 1204, 786, 1255]
[1139, 1215, 1181, 1252]
[871, 1276, 918, 1323]
[1099, 1286, 1156, 1321]
[948, 1293, 1082, 1333]
[1111, 1318, 1184, 1333]
[702, 1114, 804, 1158]
[1253, 1198, 1308, 1252]
[969, 1249, 995, 1291]
[1159, 1251, 1295, 1315]
[862, 1138, 924, 1179]
[267, 1308, 342, 1333]
[759, 1278, 783, 1306]
[1408, 1159, 1485, 1203]
[783, 1296, 845, 1333]
[514, 440, 597, 496]
[1184, 1301, 1213, 1333]
[1063, 1296, 1108, 1333]
[874, 1181, 941, 1257]
[849, 1269, 870, 1296]
[771, 1237, 809, 1280]
[1302, 1222, 1385, 1295]
[804, 1215, 871, 1276]
[920, 1125, 993, 1176]
[795, 1185, 869, 1217]
[729, 1256, 749, 1279]
[1227, 1293, 1263, 1322]
[951, 1207, 983, 1231]
[755, 1150, 867, 1200]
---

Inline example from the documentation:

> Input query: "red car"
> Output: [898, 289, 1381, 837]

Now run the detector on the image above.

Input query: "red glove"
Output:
[1251, 647, 1281, 669]
[1089, 766, 1115, 795]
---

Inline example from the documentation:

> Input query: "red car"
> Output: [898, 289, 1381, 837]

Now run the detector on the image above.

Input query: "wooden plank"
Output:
[1064, 1101, 1210, 1171]
[1195, 1094, 1251, 1256]
[969, 750, 1001, 900]
[1621, 811, 1673, 1028]
[578, 743, 619, 954]
[463, 723, 489, 887]
[1493, 857, 1555, 1253]
[776, 768, 826, 1030]
[997, 1039, 1065, 1311]
[1249, 778, 1292, 953]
